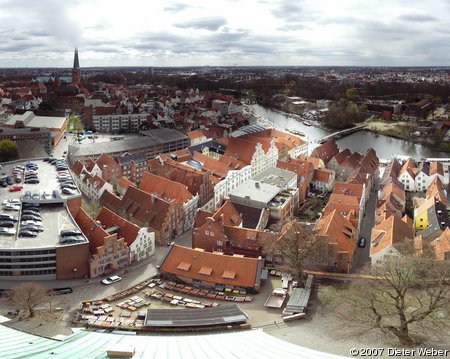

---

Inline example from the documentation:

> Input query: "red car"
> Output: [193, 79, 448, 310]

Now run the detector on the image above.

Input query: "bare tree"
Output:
[266, 221, 324, 286]
[11, 282, 51, 318]
[324, 255, 450, 346]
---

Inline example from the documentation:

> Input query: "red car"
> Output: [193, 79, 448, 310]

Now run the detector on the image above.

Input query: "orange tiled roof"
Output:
[139, 171, 193, 203]
[96, 153, 118, 168]
[431, 227, 450, 261]
[118, 176, 135, 191]
[333, 182, 364, 200]
[331, 148, 351, 165]
[360, 148, 379, 175]
[310, 140, 339, 165]
[380, 181, 406, 203]
[73, 207, 110, 254]
[71, 160, 85, 176]
[96, 207, 140, 247]
[328, 193, 359, 206]
[315, 209, 356, 256]
[398, 158, 417, 179]
[429, 161, 444, 177]
[212, 201, 242, 227]
[313, 168, 333, 183]
[159, 245, 261, 288]
[370, 215, 414, 256]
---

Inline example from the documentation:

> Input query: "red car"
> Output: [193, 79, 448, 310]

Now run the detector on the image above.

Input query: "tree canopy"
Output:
[0, 139, 19, 162]
[322, 254, 450, 346]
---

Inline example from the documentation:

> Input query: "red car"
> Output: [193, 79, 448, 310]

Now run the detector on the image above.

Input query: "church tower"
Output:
[71, 47, 81, 86]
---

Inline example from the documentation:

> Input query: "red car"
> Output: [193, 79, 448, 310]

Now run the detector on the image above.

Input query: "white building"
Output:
[92, 113, 149, 133]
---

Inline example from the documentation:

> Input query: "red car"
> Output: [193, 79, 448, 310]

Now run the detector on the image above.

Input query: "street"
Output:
[352, 188, 377, 272]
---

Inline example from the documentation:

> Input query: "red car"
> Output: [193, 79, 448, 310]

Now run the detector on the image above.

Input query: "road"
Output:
[352, 187, 377, 272]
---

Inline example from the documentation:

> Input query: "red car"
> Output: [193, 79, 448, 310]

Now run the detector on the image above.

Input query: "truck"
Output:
[264, 288, 288, 308]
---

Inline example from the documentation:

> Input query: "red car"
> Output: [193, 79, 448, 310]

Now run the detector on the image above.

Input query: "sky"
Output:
[0, 0, 449, 68]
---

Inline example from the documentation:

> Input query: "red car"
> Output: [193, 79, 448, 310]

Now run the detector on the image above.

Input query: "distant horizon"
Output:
[1, 65, 450, 70]
[0, 0, 449, 67]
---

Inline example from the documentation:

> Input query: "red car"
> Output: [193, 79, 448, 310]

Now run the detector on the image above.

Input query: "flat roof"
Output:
[5, 111, 66, 130]
[253, 166, 296, 188]
[144, 305, 249, 327]
[229, 180, 279, 204]
[0, 159, 84, 250]
[69, 129, 188, 157]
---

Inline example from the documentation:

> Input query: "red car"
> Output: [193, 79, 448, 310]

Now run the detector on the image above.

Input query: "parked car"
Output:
[53, 189, 62, 199]
[101, 275, 122, 285]
[0, 213, 18, 222]
[24, 178, 40, 184]
[21, 220, 43, 226]
[0, 181, 7, 188]
[22, 203, 39, 209]
[60, 229, 82, 237]
[3, 199, 21, 205]
[32, 191, 40, 200]
[0, 221, 15, 228]
[21, 209, 41, 215]
[14, 176, 22, 183]
[21, 214, 42, 222]
[2, 204, 20, 211]
[358, 236, 366, 248]
[18, 230, 38, 237]
[61, 184, 77, 190]
[60, 236, 84, 244]
[0, 227, 16, 236]
[23, 191, 32, 200]
[9, 185, 23, 192]
[49, 287, 73, 295]
[43, 191, 52, 200]
[61, 188, 76, 195]
[6, 176, 14, 185]
[20, 225, 43, 232]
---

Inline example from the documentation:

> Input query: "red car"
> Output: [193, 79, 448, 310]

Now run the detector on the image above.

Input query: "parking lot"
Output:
[0, 159, 84, 249]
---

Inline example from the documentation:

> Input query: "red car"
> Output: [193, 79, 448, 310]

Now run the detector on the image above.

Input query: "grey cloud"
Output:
[163, 3, 192, 13]
[398, 14, 437, 22]
[271, 0, 305, 22]
[174, 17, 227, 31]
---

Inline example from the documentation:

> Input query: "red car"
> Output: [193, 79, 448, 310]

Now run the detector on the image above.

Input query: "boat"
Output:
[285, 128, 305, 136]
[303, 120, 313, 127]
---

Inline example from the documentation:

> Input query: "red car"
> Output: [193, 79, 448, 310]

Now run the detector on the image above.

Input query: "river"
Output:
[250, 104, 447, 160]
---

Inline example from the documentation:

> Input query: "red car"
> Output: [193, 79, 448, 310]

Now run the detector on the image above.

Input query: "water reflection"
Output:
[250, 104, 446, 160]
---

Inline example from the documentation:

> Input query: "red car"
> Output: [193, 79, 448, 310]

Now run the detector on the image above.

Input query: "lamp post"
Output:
[72, 268, 77, 279]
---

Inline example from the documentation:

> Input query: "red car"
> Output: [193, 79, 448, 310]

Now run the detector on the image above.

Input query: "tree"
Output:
[0, 139, 19, 162]
[266, 221, 324, 286]
[346, 88, 358, 102]
[324, 254, 450, 346]
[11, 282, 51, 318]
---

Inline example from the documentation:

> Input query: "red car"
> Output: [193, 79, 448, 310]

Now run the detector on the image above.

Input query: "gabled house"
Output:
[100, 186, 184, 246]
[327, 148, 351, 178]
[380, 158, 402, 187]
[313, 209, 358, 273]
[370, 215, 415, 265]
[277, 158, 314, 203]
[95, 153, 122, 183]
[139, 171, 199, 231]
[379, 181, 406, 212]
[431, 227, 450, 261]
[310, 139, 339, 166]
[398, 159, 418, 192]
[311, 168, 335, 192]
[414, 196, 450, 242]
[96, 207, 155, 262]
[158, 244, 264, 292]
[73, 207, 130, 278]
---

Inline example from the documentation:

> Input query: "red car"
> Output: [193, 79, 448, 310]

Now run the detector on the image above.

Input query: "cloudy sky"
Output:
[0, 0, 449, 67]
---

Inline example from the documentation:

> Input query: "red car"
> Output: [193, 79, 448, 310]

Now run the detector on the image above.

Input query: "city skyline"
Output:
[0, 0, 449, 68]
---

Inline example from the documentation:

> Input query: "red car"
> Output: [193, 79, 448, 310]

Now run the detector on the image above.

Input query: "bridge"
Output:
[314, 124, 368, 144]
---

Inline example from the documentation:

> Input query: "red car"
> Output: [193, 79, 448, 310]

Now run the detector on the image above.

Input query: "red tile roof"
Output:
[313, 168, 333, 183]
[96, 207, 140, 247]
[332, 182, 364, 201]
[398, 158, 417, 179]
[431, 227, 450, 261]
[139, 171, 193, 203]
[370, 215, 415, 256]
[73, 207, 111, 254]
[159, 245, 262, 288]
[310, 140, 339, 165]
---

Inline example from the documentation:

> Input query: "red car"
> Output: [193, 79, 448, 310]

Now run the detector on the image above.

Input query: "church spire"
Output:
[73, 47, 80, 69]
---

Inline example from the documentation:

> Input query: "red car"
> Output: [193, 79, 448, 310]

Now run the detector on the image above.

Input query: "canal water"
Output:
[250, 104, 447, 160]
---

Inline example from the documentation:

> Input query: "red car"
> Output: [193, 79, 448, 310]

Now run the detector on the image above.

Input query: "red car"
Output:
[9, 185, 23, 192]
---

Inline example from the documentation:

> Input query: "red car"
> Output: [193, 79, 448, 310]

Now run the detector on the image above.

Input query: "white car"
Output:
[21, 220, 43, 226]
[101, 275, 122, 285]
[2, 199, 21, 206]
[2, 204, 20, 211]
[0, 227, 16, 236]
[43, 191, 52, 200]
